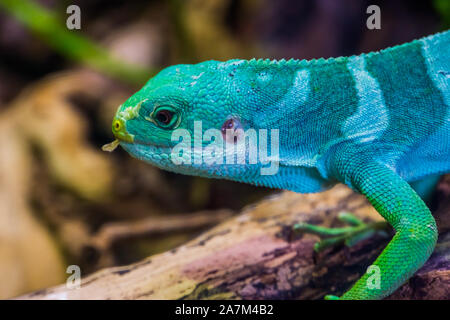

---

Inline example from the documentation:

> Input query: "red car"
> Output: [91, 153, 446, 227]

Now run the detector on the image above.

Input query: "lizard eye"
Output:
[156, 110, 172, 124]
[147, 106, 180, 129]
[221, 118, 243, 143]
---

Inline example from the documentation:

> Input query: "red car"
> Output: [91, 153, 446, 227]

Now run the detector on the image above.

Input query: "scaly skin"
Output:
[108, 30, 450, 299]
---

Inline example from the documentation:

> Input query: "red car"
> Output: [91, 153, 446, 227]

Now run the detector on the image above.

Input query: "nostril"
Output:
[113, 119, 121, 132]
[111, 118, 134, 143]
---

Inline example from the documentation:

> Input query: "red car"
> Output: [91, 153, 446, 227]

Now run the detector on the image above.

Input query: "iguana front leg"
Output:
[331, 159, 438, 300]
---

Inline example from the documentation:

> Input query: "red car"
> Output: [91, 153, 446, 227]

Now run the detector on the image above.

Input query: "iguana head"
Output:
[105, 60, 279, 180]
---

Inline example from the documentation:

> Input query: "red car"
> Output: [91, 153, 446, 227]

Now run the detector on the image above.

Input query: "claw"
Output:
[293, 212, 390, 252]
[293, 222, 356, 237]
[337, 212, 364, 226]
[293, 212, 391, 300]
[314, 235, 348, 252]
[344, 229, 376, 247]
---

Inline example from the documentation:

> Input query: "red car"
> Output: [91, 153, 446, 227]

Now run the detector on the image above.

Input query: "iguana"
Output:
[103, 30, 450, 300]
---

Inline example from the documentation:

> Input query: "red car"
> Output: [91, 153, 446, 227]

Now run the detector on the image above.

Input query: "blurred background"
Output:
[0, 0, 447, 299]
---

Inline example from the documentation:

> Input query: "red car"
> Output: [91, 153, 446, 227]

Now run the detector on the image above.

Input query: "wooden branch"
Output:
[20, 180, 450, 300]
[90, 209, 235, 251]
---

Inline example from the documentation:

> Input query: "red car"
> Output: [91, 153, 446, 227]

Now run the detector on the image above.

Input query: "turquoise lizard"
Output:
[104, 30, 450, 300]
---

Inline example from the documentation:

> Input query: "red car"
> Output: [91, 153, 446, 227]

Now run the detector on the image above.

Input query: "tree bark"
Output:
[19, 177, 450, 300]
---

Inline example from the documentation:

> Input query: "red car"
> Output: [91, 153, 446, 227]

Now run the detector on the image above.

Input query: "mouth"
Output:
[101, 139, 172, 155]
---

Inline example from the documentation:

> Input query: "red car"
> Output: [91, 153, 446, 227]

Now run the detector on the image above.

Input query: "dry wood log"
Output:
[90, 209, 235, 251]
[20, 178, 450, 300]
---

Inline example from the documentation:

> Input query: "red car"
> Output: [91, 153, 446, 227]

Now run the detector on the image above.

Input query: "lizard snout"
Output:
[112, 116, 134, 143]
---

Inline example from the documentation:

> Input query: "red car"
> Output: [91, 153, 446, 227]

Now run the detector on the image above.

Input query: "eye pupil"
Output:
[149, 107, 179, 129]
[156, 110, 172, 124]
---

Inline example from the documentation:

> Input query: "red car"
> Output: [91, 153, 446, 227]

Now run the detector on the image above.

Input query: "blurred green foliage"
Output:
[0, 0, 154, 84]
[434, 0, 450, 29]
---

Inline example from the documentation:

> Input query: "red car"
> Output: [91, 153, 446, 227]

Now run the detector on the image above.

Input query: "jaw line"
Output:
[118, 141, 264, 179]
[119, 140, 172, 154]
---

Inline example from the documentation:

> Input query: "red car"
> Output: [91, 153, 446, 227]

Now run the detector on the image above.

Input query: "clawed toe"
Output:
[293, 212, 389, 252]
